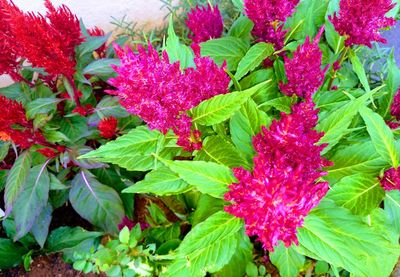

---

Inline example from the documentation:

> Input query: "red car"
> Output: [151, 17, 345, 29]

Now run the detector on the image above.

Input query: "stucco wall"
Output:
[0, 0, 171, 86]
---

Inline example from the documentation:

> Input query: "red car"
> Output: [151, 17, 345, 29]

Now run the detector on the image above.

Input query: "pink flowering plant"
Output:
[1, 0, 400, 276]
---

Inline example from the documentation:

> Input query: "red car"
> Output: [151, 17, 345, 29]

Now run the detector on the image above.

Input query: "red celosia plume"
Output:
[98, 116, 118, 139]
[224, 100, 332, 251]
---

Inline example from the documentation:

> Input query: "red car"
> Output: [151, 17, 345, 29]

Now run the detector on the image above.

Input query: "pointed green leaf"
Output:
[163, 160, 236, 198]
[0, 239, 28, 269]
[270, 242, 305, 277]
[123, 166, 191, 195]
[166, 17, 194, 69]
[359, 106, 399, 168]
[327, 174, 385, 215]
[69, 171, 124, 234]
[234, 42, 274, 82]
[83, 58, 119, 75]
[26, 98, 62, 119]
[31, 203, 52, 248]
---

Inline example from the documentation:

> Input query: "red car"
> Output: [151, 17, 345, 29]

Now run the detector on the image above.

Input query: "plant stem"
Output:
[327, 46, 350, 90]
[66, 76, 82, 108]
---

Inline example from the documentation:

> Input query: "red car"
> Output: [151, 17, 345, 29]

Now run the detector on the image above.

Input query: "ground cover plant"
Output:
[0, 0, 400, 276]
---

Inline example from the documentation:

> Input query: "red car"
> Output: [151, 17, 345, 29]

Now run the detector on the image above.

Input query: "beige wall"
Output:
[1, 0, 172, 86]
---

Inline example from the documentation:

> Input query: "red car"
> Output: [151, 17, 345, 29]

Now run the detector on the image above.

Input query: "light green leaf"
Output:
[228, 16, 253, 39]
[231, 0, 244, 11]
[26, 98, 62, 119]
[384, 190, 400, 235]
[317, 89, 376, 153]
[349, 49, 370, 93]
[230, 98, 270, 163]
[326, 141, 388, 184]
[69, 171, 124, 234]
[166, 17, 194, 69]
[163, 211, 242, 276]
[270, 242, 305, 277]
[200, 37, 249, 71]
[359, 106, 399, 168]
[4, 151, 31, 215]
[296, 200, 399, 277]
[123, 166, 191, 195]
[13, 164, 50, 240]
[234, 43, 274, 82]
[194, 136, 248, 168]
[162, 160, 236, 198]
[82, 58, 119, 75]
[192, 81, 270, 126]
[327, 174, 385, 215]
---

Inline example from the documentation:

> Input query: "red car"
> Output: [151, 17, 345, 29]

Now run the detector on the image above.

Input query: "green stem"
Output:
[327, 46, 350, 90]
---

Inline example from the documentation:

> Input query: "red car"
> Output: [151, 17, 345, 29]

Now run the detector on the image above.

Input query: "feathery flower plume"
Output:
[224, 100, 332, 251]
[185, 4, 224, 43]
[0, 0, 83, 78]
[244, 0, 300, 49]
[89, 26, 107, 57]
[391, 89, 400, 121]
[380, 168, 400, 191]
[279, 27, 327, 99]
[108, 44, 229, 151]
[0, 95, 46, 149]
[329, 0, 396, 47]
[98, 116, 118, 139]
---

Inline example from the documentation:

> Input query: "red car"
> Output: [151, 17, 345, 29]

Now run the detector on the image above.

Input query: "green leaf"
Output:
[166, 17, 194, 69]
[80, 126, 177, 171]
[380, 50, 400, 118]
[326, 141, 388, 184]
[349, 49, 370, 93]
[231, 0, 244, 11]
[59, 116, 90, 143]
[327, 174, 385, 215]
[230, 98, 270, 163]
[192, 81, 269, 126]
[0, 239, 27, 269]
[359, 106, 399, 168]
[163, 212, 242, 276]
[45, 226, 103, 252]
[69, 171, 125, 234]
[218, 230, 253, 277]
[163, 160, 236, 198]
[384, 190, 400, 235]
[317, 89, 376, 153]
[228, 16, 253, 39]
[82, 58, 119, 75]
[26, 98, 62, 119]
[31, 203, 52, 248]
[270, 242, 305, 277]
[4, 151, 31, 215]
[13, 164, 50, 240]
[77, 33, 110, 57]
[200, 37, 249, 71]
[191, 194, 225, 226]
[296, 200, 399, 277]
[123, 166, 191, 195]
[194, 136, 247, 168]
[234, 43, 274, 82]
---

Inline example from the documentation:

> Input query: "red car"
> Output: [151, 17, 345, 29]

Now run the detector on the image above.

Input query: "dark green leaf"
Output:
[4, 151, 31, 215]
[31, 203, 52, 248]
[69, 171, 124, 234]
[26, 98, 62, 119]
[191, 194, 225, 226]
[0, 239, 27, 269]
[82, 58, 119, 75]
[13, 164, 50, 240]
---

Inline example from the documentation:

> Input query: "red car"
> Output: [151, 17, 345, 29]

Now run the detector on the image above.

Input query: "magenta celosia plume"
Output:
[185, 4, 224, 43]
[0, 0, 83, 78]
[380, 168, 400, 191]
[244, 0, 300, 49]
[329, 0, 396, 47]
[108, 44, 230, 151]
[391, 89, 400, 121]
[224, 100, 332, 251]
[279, 27, 327, 99]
